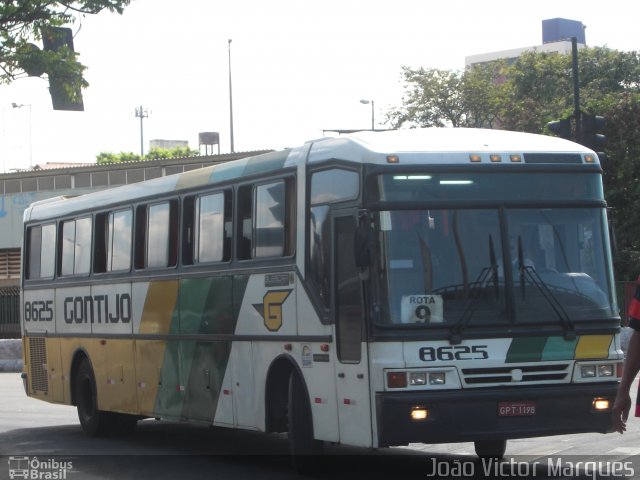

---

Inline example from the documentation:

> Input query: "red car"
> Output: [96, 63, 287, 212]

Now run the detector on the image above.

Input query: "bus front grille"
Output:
[29, 337, 48, 394]
[461, 363, 571, 386]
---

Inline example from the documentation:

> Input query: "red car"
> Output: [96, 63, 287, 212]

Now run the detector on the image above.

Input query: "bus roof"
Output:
[24, 128, 598, 222]
[307, 128, 595, 163]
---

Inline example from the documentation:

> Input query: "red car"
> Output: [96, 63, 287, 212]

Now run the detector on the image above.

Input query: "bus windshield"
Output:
[370, 175, 616, 328]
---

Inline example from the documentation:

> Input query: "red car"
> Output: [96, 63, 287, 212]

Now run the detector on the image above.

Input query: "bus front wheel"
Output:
[75, 358, 111, 437]
[474, 439, 507, 459]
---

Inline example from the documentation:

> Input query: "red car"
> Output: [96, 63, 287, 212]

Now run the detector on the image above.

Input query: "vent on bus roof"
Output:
[523, 153, 583, 164]
[29, 337, 48, 394]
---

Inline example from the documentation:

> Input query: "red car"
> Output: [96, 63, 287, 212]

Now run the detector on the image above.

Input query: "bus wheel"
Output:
[75, 358, 111, 437]
[474, 439, 507, 460]
[288, 372, 323, 472]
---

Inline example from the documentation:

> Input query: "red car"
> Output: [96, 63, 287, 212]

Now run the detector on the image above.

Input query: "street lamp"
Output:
[360, 98, 375, 131]
[11, 103, 32, 168]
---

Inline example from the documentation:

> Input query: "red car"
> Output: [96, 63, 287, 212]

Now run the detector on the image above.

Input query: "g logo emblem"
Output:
[254, 290, 292, 332]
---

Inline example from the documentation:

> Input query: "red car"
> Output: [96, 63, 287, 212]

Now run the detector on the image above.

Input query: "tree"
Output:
[96, 146, 200, 164]
[386, 67, 468, 128]
[0, 1, 131, 106]
[96, 151, 141, 164]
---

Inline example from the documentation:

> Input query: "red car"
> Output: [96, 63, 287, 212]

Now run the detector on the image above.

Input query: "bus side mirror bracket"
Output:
[355, 210, 374, 269]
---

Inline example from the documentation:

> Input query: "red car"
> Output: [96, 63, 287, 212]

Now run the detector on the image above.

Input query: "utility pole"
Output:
[228, 39, 235, 153]
[571, 37, 581, 144]
[135, 106, 149, 156]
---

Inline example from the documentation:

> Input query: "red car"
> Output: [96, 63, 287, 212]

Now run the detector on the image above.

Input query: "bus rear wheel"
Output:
[288, 371, 323, 472]
[474, 439, 507, 460]
[75, 358, 111, 437]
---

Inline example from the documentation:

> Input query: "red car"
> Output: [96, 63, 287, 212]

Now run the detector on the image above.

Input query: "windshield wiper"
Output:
[516, 237, 576, 341]
[450, 235, 500, 345]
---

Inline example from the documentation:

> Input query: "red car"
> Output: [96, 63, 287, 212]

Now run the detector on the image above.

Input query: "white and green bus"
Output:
[21, 128, 621, 462]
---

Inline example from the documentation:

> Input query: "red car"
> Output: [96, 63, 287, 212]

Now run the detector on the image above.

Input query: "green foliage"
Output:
[0, 1, 131, 96]
[145, 146, 199, 160]
[96, 146, 199, 164]
[387, 46, 640, 276]
[96, 151, 140, 164]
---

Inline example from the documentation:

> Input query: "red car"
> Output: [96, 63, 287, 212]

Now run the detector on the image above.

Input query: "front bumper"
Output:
[376, 383, 617, 447]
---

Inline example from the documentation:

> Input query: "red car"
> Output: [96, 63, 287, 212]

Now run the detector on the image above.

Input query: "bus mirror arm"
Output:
[355, 210, 374, 269]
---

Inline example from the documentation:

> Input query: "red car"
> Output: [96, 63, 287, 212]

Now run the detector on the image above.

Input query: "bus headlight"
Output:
[409, 372, 427, 386]
[597, 364, 614, 377]
[429, 372, 446, 385]
[576, 362, 621, 381]
[581, 365, 597, 378]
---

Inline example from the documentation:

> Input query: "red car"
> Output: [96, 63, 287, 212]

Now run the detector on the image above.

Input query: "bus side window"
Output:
[107, 209, 133, 272]
[237, 179, 294, 260]
[144, 200, 178, 269]
[255, 180, 286, 258]
[26, 225, 42, 280]
[195, 191, 230, 263]
[59, 217, 92, 276]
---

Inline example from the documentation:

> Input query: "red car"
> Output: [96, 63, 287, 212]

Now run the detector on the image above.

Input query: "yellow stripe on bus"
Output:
[136, 280, 179, 415]
[139, 280, 179, 334]
[574, 335, 613, 359]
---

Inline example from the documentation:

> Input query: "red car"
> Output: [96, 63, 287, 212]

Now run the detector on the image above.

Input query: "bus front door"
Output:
[333, 214, 372, 447]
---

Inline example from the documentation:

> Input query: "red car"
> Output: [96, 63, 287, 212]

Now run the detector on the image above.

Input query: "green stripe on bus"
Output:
[152, 276, 251, 422]
[180, 277, 234, 422]
[540, 336, 579, 361]
[505, 337, 548, 363]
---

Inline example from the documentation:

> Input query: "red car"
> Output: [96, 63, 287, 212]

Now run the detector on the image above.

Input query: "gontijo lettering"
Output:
[63, 294, 132, 324]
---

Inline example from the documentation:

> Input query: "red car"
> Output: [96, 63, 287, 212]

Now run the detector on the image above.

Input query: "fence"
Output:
[0, 287, 20, 338]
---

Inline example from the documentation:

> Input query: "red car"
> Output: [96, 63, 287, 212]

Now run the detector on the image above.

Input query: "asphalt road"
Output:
[1, 373, 640, 480]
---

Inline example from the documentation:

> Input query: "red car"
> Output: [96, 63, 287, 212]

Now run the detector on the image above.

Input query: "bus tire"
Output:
[474, 439, 507, 460]
[288, 371, 323, 472]
[75, 358, 111, 437]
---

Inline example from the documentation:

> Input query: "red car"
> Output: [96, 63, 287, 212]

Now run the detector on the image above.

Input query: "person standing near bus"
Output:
[612, 277, 640, 433]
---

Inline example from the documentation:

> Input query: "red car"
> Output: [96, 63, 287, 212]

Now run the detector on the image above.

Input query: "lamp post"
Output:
[360, 98, 375, 131]
[11, 103, 32, 168]
[135, 106, 149, 156]
[228, 39, 235, 153]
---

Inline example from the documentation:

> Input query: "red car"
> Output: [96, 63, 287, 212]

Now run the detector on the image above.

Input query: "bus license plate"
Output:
[498, 401, 536, 417]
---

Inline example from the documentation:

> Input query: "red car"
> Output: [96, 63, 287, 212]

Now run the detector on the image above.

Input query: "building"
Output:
[149, 139, 189, 150]
[465, 18, 586, 68]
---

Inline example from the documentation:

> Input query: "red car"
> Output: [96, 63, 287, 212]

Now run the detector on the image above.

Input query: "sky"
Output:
[0, 0, 639, 173]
